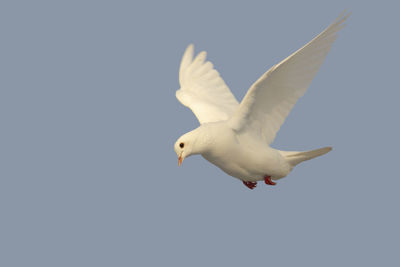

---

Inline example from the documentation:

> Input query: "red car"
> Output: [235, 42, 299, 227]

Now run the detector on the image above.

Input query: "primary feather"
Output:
[176, 44, 239, 124]
[228, 12, 349, 144]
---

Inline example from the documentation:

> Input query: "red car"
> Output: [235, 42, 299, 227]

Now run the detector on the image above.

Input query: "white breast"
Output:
[201, 128, 291, 181]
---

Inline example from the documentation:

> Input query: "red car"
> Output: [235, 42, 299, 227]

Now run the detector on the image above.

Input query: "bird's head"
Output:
[175, 126, 213, 166]
[174, 126, 215, 166]
[174, 132, 195, 166]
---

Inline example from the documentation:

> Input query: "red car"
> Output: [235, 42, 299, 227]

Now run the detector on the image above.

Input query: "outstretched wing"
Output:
[229, 13, 349, 144]
[176, 44, 239, 124]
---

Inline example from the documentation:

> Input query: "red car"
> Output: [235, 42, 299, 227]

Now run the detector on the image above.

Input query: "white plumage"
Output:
[174, 13, 348, 189]
[176, 45, 239, 124]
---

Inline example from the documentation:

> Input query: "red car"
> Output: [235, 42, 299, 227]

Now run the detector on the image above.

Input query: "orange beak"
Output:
[178, 156, 183, 166]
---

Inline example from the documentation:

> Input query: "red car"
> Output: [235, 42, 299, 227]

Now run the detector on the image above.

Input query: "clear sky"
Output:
[0, 0, 399, 266]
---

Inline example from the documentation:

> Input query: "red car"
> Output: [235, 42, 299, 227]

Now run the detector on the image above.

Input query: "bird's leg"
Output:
[264, 175, 276, 186]
[242, 181, 257, 190]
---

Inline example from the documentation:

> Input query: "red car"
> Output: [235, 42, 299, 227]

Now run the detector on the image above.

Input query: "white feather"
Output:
[228, 13, 349, 144]
[176, 44, 239, 124]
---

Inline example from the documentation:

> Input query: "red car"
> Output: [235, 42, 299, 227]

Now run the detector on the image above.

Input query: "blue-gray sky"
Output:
[1, 1, 399, 266]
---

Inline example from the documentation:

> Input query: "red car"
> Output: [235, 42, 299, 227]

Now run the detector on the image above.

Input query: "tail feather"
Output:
[281, 147, 332, 167]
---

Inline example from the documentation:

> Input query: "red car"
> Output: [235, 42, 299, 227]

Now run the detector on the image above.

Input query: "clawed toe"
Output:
[242, 176, 276, 189]
[264, 175, 276, 186]
[243, 181, 257, 190]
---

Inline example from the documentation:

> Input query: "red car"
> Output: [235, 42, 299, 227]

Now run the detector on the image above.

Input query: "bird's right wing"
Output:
[176, 44, 239, 124]
[229, 13, 349, 144]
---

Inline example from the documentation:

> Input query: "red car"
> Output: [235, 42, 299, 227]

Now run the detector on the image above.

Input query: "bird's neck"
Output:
[190, 126, 215, 155]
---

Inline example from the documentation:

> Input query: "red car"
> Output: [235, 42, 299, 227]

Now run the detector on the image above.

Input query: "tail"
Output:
[280, 147, 332, 167]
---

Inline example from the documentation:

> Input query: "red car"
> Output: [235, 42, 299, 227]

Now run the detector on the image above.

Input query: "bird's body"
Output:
[174, 13, 348, 189]
[187, 123, 291, 182]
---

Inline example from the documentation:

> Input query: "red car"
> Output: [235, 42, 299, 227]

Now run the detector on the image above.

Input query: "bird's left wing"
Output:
[229, 13, 349, 144]
[176, 44, 239, 124]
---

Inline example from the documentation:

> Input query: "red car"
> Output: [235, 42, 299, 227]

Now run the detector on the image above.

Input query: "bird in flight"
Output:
[174, 13, 349, 189]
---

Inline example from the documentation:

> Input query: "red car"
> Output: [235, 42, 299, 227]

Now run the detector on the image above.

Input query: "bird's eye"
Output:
[179, 143, 184, 148]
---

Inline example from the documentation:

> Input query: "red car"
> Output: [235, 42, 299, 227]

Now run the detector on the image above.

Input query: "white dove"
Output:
[174, 13, 348, 189]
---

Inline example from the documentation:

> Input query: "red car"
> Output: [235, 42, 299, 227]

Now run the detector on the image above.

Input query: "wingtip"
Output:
[186, 43, 194, 53]
[179, 43, 195, 82]
[183, 43, 195, 59]
[335, 10, 351, 25]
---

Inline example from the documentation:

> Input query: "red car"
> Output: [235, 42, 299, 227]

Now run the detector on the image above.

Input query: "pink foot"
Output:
[243, 181, 257, 190]
[264, 175, 276, 186]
